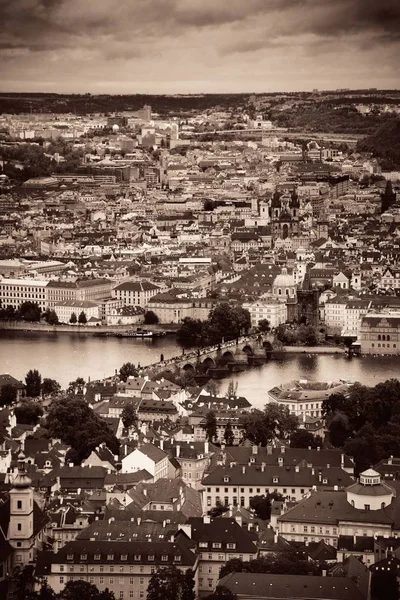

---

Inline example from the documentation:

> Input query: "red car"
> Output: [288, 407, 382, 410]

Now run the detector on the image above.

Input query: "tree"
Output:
[78, 311, 87, 324]
[226, 381, 238, 398]
[144, 310, 159, 325]
[328, 412, 351, 447]
[67, 377, 85, 395]
[177, 317, 205, 347]
[69, 312, 77, 324]
[59, 580, 115, 600]
[119, 362, 138, 382]
[121, 403, 138, 429]
[203, 587, 237, 600]
[224, 421, 234, 446]
[25, 369, 42, 398]
[42, 378, 61, 396]
[147, 566, 184, 600]
[17, 301, 41, 322]
[44, 309, 59, 325]
[181, 568, 195, 600]
[15, 401, 43, 425]
[209, 501, 229, 517]
[47, 396, 119, 463]
[290, 429, 322, 449]
[242, 404, 299, 446]
[258, 319, 270, 332]
[250, 495, 271, 520]
[204, 410, 217, 442]
[0, 383, 17, 406]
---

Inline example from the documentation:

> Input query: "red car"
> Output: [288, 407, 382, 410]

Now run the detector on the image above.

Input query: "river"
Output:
[1, 331, 399, 408]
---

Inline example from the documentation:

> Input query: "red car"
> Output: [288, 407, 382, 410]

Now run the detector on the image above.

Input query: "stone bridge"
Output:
[145, 335, 273, 378]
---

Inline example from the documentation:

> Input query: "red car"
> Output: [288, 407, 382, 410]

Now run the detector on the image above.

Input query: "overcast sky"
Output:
[1, 0, 399, 93]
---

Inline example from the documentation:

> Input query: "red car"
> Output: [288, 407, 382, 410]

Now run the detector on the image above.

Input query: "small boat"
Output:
[116, 329, 154, 338]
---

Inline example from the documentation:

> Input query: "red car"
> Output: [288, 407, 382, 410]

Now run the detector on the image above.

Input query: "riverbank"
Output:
[0, 321, 179, 335]
[282, 345, 346, 354]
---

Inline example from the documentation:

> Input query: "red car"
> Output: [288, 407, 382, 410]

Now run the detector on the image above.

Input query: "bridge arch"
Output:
[202, 356, 216, 371]
[182, 363, 196, 374]
[222, 350, 235, 362]
[242, 344, 254, 355]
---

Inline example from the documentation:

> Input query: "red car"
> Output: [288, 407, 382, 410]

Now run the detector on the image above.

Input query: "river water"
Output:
[1, 331, 399, 408]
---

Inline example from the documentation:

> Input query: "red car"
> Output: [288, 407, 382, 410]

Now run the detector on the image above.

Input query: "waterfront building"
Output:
[46, 278, 113, 307]
[53, 300, 101, 323]
[267, 380, 351, 420]
[0, 278, 48, 311]
[359, 312, 400, 355]
[112, 281, 161, 308]
[243, 297, 286, 328]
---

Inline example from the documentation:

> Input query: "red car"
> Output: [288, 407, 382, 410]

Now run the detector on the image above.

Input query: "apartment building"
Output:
[0, 278, 48, 311]
[112, 281, 161, 308]
[201, 463, 353, 508]
[38, 538, 196, 597]
[359, 313, 400, 355]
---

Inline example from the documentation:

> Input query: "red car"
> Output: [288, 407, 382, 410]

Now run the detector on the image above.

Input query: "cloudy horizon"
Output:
[1, 0, 399, 94]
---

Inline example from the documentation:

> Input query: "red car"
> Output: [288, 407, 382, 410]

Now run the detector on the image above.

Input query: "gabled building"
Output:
[121, 443, 169, 480]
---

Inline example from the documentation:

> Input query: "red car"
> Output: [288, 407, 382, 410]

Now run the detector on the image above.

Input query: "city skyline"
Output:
[1, 0, 400, 94]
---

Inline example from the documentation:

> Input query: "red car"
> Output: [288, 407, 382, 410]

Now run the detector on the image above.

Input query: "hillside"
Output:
[357, 118, 400, 170]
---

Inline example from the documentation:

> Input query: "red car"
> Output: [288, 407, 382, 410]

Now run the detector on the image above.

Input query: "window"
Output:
[119, 577, 124, 585]
[148, 555, 155, 561]
[134, 554, 141, 561]
[80, 554, 87, 560]
[107, 554, 114, 561]
[365, 504, 370, 511]
[121, 555, 128, 561]
[140, 577, 145, 585]
[60, 577, 64, 584]
[199, 542, 208, 548]
[110, 566, 114, 573]
[130, 577, 135, 584]
[100, 577, 104, 584]
[17, 523, 22, 531]
[119, 593, 124, 600]
[227, 543, 236, 550]
[212, 543, 221, 549]
[130, 593, 134, 599]
[17, 500, 22, 509]
[94, 554, 101, 560]
[161, 555, 168, 562]
[110, 577, 114, 585]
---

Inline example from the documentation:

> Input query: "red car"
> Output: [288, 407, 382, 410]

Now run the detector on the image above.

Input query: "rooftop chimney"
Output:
[341, 453, 345, 466]
[205, 441, 209, 454]
[242, 466, 246, 474]
[280, 446, 285, 454]
[252, 445, 258, 455]
[267, 445, 273, 455]
[176, 445, 180, 458]
[160, 439, 164, 451]
[388, 456, 393, 465]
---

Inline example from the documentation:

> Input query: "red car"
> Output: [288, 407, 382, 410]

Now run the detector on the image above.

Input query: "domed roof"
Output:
[12, 452, 32, 489]
[273, 267, 295, 288]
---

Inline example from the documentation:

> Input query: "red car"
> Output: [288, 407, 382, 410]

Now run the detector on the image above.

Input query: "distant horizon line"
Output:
[1, 88, 400, 97]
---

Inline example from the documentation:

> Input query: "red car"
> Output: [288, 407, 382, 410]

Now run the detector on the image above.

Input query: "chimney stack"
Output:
[252, 445, 258, 455]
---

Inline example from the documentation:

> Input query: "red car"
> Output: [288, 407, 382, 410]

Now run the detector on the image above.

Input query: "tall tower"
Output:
[8, 452, 34, 566]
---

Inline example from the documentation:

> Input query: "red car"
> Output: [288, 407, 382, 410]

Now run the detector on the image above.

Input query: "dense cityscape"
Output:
[0, 87, 399, 600]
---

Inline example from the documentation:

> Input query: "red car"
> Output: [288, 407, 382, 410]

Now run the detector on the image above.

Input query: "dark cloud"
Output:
[0, 0, 399, 90]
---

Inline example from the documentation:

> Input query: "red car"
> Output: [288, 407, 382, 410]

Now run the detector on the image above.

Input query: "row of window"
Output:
[371, 343, 397, 349]
[66, 554, 181, 562]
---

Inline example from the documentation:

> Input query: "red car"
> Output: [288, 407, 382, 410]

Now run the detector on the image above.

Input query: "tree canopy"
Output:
[119, 362, 138, 382]
[25, 369, 42, 398]
[46, 397, 119, 463]
[15, 401, 43, 425]
[147, 566, 194, 600]
[322, 379, 400, 473]
[0, 383, 17, 406]
[242, 404, 299, 446]
[177, 302, 251, 347]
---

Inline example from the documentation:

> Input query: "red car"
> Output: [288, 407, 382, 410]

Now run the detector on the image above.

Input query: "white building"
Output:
[243, 297, 286, 328]
[0, 278, 48, 312]
[53, 300, 101, 324]
[121, 443, 169, 480]
[112, 281, 161, 307]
